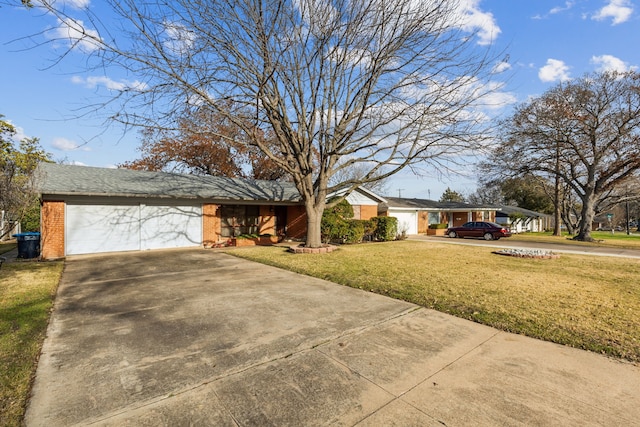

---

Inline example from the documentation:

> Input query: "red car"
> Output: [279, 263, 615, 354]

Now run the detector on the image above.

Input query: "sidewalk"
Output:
[412, 234, 640, 259]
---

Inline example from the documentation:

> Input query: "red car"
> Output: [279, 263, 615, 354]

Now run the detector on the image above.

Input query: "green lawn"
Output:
[0, 261, 63, 427]
[510, 231, 640, 249]
[229, 240, 640, 363]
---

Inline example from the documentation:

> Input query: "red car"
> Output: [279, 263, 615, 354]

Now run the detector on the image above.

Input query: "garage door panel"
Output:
[66, 205, 140, 255]
[391, 212, 418, 235]
[140, 205, 202, 250]
[66, 203, 203, 256]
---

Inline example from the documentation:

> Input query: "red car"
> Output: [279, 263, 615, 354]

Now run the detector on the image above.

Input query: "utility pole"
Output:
[397, 189, 404, 198]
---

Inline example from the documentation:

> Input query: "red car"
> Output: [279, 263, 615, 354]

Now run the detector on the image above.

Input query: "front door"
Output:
[452, 212, 469, 227]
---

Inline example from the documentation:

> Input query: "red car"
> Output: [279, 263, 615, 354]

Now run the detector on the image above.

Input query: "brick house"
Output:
[36, 163, 384, 259]
[378, 197, 499, 234]
[37, 163, 309, 259]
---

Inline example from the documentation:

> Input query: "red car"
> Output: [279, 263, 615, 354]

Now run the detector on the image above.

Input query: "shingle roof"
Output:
[382, 196, 498, 211]
[36, 163, 302, 203]
[495, 205, 552, 218]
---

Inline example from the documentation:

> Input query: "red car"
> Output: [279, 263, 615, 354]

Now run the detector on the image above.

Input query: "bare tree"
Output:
[32, 0, 501, 247]
[488, 72, 640, 241]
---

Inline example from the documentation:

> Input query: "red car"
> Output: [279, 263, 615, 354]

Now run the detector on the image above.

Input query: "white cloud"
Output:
[592, 0, 633, 25]
[63, 0, 90, 8]
[481, 87, 518, 110]
[34, 0, 90, 8]
[11, 125, 29, 143]
[591, 54, 638, 72]
[1, 121, 31, 143]
[51, 17, 102, 52]
[71, 75, 148, 91]
[457, 0, 501, 45]
[492, 61, 511, 74]
[51, 137, 90, 152]
[163, 21, 197, 55]
[539, 58, 571, 82]
[550, 1, 575, 14]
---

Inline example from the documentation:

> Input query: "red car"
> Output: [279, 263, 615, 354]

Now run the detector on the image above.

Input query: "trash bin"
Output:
[13, 232, 41, 259]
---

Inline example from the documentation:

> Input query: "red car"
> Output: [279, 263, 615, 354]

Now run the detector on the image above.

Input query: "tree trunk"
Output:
[574, 191, 596, 241]
[553, 173, 562, 236]
[304, 199, 325, 248]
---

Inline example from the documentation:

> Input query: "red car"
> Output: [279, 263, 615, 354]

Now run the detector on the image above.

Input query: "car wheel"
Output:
[483, 232, 494, 241]
[448, 231, 457, 238]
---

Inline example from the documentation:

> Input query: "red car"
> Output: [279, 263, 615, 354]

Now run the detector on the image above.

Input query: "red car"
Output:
[446, 221, 511, 240]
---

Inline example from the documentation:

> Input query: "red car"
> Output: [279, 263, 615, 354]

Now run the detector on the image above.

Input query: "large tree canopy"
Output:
[1, 116, 52, 238]
[34, 0, 502, 247]
[488, 71, 640, 241]
[120, 106, 288, 181]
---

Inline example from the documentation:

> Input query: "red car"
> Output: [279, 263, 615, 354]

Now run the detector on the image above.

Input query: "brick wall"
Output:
[286, 205, 307, 239]
[359, 205, 378, 220]
[41, 200, 65, 260]
[259, 205, 276, 235]
[202, 204, 221, 246]
[417, 211, 429, 234]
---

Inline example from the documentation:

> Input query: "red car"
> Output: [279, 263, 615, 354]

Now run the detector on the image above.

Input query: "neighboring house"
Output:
[495, 206, 552, 233]
[379, 197, 499, 235]
[333, 186, 388, 220]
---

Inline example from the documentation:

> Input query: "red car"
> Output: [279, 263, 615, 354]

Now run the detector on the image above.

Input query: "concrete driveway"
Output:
[26, 249, 640, 426]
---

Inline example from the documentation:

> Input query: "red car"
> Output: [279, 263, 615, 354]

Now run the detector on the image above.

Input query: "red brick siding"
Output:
[41, 201, 65, 259]
[286, 205, 307, 239]
[259, 205, 276, 235]
[417, 211, 429, 234]
[202, 204, 221, 246]
[359, 205, 378, 220]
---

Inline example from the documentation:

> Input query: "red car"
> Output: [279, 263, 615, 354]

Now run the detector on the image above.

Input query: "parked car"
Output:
[446, 221, 511, 240]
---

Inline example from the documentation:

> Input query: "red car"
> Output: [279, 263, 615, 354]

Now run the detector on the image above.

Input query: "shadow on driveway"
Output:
[26, 249, 640, 426]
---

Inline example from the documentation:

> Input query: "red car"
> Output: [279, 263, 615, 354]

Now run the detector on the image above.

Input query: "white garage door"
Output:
[66, 203, 202, 255]
[390, 211, 418, 235]
[140, 204, 202, 250]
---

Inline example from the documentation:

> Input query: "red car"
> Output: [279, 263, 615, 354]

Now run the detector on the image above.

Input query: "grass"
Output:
[0, 261, 63, 427]
[229, 240, 640, 363]
[510, 230, 640, 250]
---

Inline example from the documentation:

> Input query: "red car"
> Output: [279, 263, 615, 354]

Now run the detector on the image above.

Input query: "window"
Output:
[428, 212, 440, 225]
[220, 205, 260, 237]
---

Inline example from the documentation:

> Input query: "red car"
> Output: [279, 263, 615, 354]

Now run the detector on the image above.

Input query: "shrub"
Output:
[428, 223, 448, 229]
[371, 216, 397, 242]
[20, 199, 40, 232]
[321, 199, 354, 243]
[362, 219, 375, 241]
[344, 219, 365, 244]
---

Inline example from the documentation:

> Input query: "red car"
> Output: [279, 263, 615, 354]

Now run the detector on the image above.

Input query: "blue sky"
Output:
[1, 0, 638, 199]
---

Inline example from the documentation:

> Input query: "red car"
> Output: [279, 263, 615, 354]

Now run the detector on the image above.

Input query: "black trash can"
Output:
[13, 232, 41, 259]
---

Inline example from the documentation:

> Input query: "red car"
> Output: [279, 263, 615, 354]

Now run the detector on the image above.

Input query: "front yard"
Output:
[230, 240, 640, 363]
[509, 230, 640, 249]
[0, 261, 63, 426]
[2, 236, 639, 424]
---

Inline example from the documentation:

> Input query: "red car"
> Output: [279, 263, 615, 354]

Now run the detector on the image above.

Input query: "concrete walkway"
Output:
[412, 234, 640, 259]
[25, 249, 640, 426]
